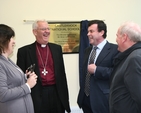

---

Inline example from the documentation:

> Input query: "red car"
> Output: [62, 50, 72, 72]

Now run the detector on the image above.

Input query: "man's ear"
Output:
[33, 29, 37, 36]
[122, 33, 128, 43]
[100, 30, 104, 36]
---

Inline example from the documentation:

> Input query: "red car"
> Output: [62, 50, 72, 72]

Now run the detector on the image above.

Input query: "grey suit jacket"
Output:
[0, 55, 34, 113]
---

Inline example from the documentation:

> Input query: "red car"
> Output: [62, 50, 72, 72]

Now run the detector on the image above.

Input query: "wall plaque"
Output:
[48, 22, 80, 54]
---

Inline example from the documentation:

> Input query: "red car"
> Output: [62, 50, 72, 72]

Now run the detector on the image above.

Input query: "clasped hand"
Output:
[87, 64, 97, 74]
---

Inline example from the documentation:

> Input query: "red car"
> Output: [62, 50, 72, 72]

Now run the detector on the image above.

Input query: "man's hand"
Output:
[88, 64, 97, 74]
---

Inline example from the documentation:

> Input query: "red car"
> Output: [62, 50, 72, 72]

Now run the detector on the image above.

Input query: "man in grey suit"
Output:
[17, 20, 71, 113]
[77, 20, 119, 113]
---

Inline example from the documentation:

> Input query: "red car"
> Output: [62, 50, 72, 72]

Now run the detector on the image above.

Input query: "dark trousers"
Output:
[41, 85, 65, 113]
[82, 94, 93, 113]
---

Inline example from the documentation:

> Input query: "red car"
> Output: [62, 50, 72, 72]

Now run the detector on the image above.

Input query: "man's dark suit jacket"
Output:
[77, 41, 118, 113]
[17, 42, 71, 113]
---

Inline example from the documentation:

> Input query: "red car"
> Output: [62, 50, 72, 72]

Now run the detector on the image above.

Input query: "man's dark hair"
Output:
[88, 20, 107, 38]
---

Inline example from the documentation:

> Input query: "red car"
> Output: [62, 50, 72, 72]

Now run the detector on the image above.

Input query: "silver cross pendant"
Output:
[42, 68, 48, 76]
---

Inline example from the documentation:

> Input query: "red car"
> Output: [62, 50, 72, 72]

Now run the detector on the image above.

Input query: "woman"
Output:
[0, 24, 37, 113]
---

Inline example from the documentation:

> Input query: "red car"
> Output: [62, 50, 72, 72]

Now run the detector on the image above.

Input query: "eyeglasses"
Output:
[37, 28, 50, 31]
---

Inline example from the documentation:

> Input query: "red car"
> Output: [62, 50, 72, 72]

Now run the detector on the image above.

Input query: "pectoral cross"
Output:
[42, 68, 48, 76]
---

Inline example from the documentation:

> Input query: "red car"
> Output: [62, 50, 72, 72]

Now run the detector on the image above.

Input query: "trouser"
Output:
[82, 94, 93, 113]
[41, 85, 65, 113]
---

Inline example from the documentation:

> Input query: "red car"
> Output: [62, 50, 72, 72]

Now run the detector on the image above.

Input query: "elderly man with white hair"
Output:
[109, 21, 141, 113]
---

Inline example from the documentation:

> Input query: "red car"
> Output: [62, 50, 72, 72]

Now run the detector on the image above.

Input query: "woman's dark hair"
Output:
[0, 24, 15, 54]
[88, 20, 107, 38]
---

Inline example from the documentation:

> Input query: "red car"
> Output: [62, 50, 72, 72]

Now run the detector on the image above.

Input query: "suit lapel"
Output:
[28, 42, 37, 64]
[84, 46, 92, 65]
[48, 43, 56, 59]
[82, 46, 92, 76]
[28, 42, 41, 78]
[47, 43, 59, 71]
[96, 42, 111, 64]
[27, 42, 43, 81]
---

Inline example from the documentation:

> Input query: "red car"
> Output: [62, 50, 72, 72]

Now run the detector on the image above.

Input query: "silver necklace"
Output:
[36, 45, 48, 76]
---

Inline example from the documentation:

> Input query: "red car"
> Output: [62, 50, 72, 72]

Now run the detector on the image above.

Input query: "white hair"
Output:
[119, 21, 141, 42]
[32, 19, 48, 30]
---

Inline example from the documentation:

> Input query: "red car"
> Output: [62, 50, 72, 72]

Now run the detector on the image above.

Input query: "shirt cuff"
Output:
[25, 74, 27, 80]
[26, 83, 31, 93]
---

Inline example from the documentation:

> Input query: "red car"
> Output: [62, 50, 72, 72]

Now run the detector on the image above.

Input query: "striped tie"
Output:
[84, 47, 98, 96]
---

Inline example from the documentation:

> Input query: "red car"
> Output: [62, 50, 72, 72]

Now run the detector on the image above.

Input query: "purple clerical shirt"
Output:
[36, 42, 55, 86]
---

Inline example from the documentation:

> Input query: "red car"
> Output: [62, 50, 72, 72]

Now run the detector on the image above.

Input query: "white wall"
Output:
[1, 0, 141, 107]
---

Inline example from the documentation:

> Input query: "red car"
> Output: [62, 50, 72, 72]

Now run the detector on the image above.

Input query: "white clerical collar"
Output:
[41, 44, 46, 48]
